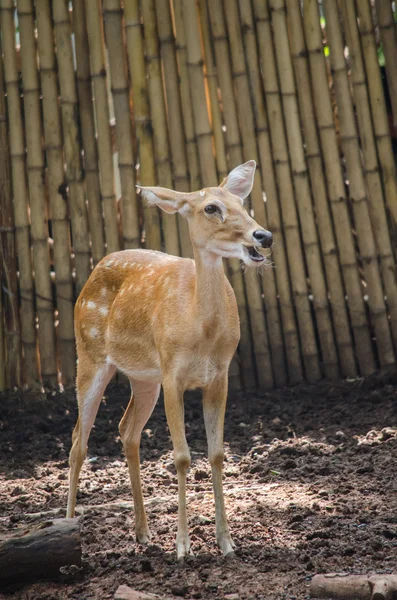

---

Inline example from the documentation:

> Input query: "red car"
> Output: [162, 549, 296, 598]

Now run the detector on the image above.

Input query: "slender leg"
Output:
[203, 374, 234, 556]
[119, 379, 160, 544]
[162, 378, 191, 559]
[67, 356, 115, 518]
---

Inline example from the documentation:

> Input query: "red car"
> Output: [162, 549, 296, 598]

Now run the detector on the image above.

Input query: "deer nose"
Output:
[253, 229, 273, 248]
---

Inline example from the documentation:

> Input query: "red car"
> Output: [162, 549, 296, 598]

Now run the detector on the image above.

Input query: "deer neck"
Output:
[192, 247, 228, 325]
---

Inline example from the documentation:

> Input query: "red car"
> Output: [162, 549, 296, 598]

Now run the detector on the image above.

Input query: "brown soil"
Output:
[0, 373, 396, 600]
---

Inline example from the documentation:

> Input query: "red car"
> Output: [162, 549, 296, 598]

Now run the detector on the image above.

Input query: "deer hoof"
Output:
[176, 536, 193, 560]
[136, 530, 151, 545]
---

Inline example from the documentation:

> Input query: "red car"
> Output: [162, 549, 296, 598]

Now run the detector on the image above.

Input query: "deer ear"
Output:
[137, 186, 188, 215]
[220, 160, 256, 200]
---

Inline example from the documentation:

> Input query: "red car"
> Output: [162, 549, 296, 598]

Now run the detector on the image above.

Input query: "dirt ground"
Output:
[0, 372, 396, 600]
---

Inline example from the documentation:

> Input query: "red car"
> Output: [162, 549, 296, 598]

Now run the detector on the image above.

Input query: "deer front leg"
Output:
[162, 378, 191, 559]
[203, 374, 235, 556]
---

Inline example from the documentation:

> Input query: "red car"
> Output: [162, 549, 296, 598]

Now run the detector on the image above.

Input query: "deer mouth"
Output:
[246, 246, 265, 262]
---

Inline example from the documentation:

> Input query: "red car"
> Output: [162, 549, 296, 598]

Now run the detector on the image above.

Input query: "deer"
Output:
[66, 160, 273, 559]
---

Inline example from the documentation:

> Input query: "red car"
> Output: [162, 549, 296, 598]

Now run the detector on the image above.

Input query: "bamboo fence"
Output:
[0, 0, 397, 392]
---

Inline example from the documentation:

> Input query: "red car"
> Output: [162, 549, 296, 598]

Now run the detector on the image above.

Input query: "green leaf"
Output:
[378, 44, 386, 67]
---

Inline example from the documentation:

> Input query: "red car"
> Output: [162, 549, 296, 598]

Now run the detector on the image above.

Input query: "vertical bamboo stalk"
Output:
[53, 0, 91, 295]
[324, 0, 395, 370]
[208, 0, 290, 386]
[203, 1, 256, 388]
[36, 0, 76, 384]
[2, 0, 51, 386]
[353, 0, 397, 228]
[286, 0, 357, 378]
[233, 0, 298, 385]
[303, 0, 376, 376]
[173, 0, 201, 191]
[197, 0, 250, 389]
[123, 0, 161, 250]
[141, 0, 180, 256]
[0, 286, 4, 390]
[182, 0, 218, 186]
[341, 0, 397, 357]
[17, 0, 57, 385]
[375, 0, 397, 130]
[0, 198, 21, 388]
[0, 37, 21, 387]
[155, 0, 192, 257]
[269, 0, 339, 379]
[198, 0, 227, 182]
[254, 0, 322, 382]
[195, 0, 274, 390]
[85, 0, 121, 254]
[72, 0, 105, 265]
[102, 0, 140, 250]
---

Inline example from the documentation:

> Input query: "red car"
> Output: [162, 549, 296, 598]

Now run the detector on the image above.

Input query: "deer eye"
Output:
[205, 204, 218, 214]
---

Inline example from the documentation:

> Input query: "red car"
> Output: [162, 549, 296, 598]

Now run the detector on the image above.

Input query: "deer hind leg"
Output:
[203, 375, 235, 556]
[162, 378, 191, 559]
[66, 356, 115, 518]
[119, 379, 160, 544]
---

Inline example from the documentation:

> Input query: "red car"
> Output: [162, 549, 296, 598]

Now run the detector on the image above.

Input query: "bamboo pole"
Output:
[155, 0, 192, 257]
[123, 0, 161, 251]
[173, 0, 201, 192]
[36, 0, 76, 384]
[141, 0, 180, 256]
[197, 0, 254, 389]
[286, 0, 357, 378]
[182, 0, 218, 186]
[198, 0, 227, 183]
[0, 187, 21, 388]
[254, 0, 322, 382]
[208, 0, 291, 386]
[303, 0, 376, 376]
[1, 1, 38, 389]
[2, 0, 51, 387]
[354, 0, 397, 228]
[341, 0, 397, 357]
[193, 0, 274, 389]
[0, 285, 4, 390]
[17, 0, 57, 386]
[72, 0, 105, 265]
[231, 0, 298, 386]
[375, 0, 397, 130]
[0, 36, 21, 387]
[269, 0, 340, 379]
[102, 0, 140, 250]
[324, 0, 395, 370]
[85, 0, 121, 254]
[53, 0, 91, 295]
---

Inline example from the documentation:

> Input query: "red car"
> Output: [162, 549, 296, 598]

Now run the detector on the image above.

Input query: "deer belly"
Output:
[106, 341, 162, 383]
[184, 357, 219, 390]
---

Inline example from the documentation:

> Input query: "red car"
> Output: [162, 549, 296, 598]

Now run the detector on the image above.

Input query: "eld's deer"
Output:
[67, 161, 273, 558]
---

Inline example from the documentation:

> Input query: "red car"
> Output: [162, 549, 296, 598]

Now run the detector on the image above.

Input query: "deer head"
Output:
[138, 161, 273, 265]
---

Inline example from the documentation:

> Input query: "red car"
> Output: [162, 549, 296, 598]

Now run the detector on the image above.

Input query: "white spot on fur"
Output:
[106, 260, 114, 267]
[99, 306, 109, 316]
[199, 190, 205, 197]
[101, 288, 107, 298]
[89, 327, 99, 338]
[87, 300, 97, 309]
